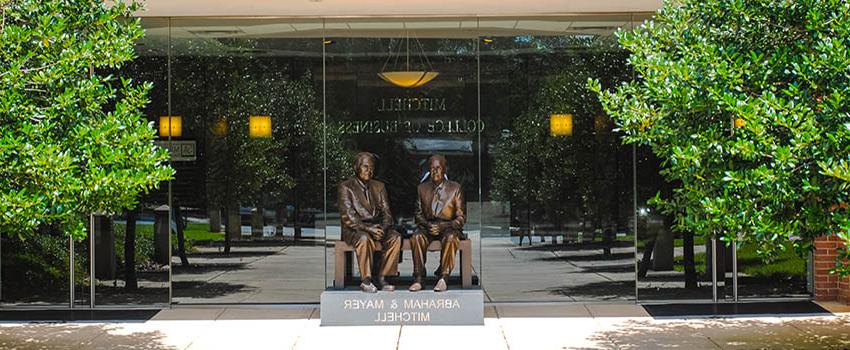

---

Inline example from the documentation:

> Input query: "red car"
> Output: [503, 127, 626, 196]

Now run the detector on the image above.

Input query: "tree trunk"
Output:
[223, 205, 232, 254]
[275, 205, 286, 237]
[175, 201, 189, 266]
[683, 231, 697, 289]
[294, 202, 302, 239]
[638, 237, 655, 278]
[124, 207, 138, 290]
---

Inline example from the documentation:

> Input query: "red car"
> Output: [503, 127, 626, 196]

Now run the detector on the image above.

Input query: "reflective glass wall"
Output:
[479, 17, 637, 301]
[324, 18, 481, 291]
[635, 148, 810, 302]
[1, 15, 811, 307]
[163, 19, 326, 304]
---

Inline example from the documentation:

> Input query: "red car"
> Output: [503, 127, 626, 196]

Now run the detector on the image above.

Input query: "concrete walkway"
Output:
[1, 302, 848, 349]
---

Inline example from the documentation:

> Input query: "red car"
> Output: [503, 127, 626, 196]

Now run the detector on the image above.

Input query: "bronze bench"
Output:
[333, 238, 473, 289]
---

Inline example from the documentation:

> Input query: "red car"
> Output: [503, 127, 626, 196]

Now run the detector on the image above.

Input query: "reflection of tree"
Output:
[172, 52, 348, 250]
[492, 64, 620, 233]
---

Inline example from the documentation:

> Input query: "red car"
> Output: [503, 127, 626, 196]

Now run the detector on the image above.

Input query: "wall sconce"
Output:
[249, 115, 272, 138]
[550, 114, 573, 136]
[159, 116, 182, 137]
[211, 117, 228, 136]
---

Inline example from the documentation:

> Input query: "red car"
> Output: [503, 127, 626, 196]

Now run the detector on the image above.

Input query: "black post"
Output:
[175, 200, 189, 266]
[124, 207, 138, 290]
[683, 231, 697, 289]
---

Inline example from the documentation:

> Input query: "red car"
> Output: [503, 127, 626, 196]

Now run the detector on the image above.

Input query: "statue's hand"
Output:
[369, 225, 384, 240]
[427, 223, 441, 236]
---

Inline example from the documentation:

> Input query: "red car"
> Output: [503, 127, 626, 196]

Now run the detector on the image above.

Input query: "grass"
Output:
[736, 244, 807, 278]
[114, 222, 224, 242]
[183, 223, 225, 242]
[673, 242, 806, 279]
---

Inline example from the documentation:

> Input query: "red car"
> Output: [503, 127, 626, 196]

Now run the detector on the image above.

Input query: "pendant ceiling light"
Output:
[378, 28, 439, 88]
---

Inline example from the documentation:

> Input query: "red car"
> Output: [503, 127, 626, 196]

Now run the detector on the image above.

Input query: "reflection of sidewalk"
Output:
[0, 303, 848, 349]
[480, 237, 636, 302]
[172, 244, 324, 304]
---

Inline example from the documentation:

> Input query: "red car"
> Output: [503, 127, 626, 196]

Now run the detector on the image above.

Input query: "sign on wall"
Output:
[154, 140, 197, 162]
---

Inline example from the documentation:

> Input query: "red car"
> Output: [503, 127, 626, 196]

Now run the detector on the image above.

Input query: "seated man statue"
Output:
[409, 154, 466, 292]
[338, 152, 401, 293]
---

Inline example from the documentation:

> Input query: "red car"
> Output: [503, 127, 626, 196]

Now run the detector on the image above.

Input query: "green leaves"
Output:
[593, 0, 850, 275]
[0, 0, 173, 241]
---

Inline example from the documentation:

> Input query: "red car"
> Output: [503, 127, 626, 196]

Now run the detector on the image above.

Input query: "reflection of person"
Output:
[338, 152, 401, 293]
[409, 154, 466, 292]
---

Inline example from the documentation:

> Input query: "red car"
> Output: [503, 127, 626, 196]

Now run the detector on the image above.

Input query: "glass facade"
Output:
[0, 15, 811, 307]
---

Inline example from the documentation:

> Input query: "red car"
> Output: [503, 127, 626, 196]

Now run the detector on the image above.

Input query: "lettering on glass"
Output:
[336, 119, 484, 135]
[377, 97, 447, 112]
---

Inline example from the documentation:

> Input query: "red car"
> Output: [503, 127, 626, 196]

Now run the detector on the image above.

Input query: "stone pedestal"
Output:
[651, 220, 673, 271]
[153, 205, 170, 265]
[93, 215, 115, 279]
[251, 207, 263, 238]
[208, 208, 221, 233]
[225, 206, 241, 240]
[320, 289, 483, 326]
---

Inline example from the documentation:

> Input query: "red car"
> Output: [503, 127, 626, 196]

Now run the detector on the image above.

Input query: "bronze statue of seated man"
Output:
[338, 152, 401, 293]
[409, 154, 466, 292]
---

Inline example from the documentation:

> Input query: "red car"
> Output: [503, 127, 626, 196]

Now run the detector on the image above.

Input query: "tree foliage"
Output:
[591, 0, 850, 274]
[0, 0, 173, 240]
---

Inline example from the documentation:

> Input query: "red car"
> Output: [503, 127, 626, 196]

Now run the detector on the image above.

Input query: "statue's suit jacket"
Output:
[414, 180, 466, 239]
[338, 177, 393, 245]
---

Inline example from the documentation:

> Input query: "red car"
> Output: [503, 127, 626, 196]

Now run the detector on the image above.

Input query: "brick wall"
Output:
[814, 234, 850, 304]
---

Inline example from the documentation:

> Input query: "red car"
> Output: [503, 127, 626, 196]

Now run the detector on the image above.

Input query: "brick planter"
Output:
[813, 234, 850, 304]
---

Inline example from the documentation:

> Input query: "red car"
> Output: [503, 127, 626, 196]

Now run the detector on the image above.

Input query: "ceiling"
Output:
[135, 16, 643, 56]
[134, 0, 661, 18]
[141, 16, 649, 39]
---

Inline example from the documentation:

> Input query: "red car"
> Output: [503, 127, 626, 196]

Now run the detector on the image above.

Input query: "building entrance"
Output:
[0, 15, 811, 308]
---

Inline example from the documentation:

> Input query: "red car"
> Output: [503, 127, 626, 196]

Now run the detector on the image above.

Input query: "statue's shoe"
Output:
[434, 278, 447, 292]
[360, 282, 378, 293]
[378, 278, 395, 292]
[408, 282, 423, 292]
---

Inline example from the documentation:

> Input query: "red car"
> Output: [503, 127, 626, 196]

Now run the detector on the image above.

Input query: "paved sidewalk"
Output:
[0, 302, 848, 350]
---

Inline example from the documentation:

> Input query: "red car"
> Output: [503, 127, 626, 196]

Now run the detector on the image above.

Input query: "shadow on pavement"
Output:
[0, 323, 174, 349]
[586, 316, 850, 349]
[171, 281, 257, 299]
[535, 280, 635, 301]
[0, 310, 159, 322]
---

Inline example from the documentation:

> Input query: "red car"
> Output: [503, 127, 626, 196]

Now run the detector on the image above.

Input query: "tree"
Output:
[591, 0, 850, 275]
[0, 0, 173, 241]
